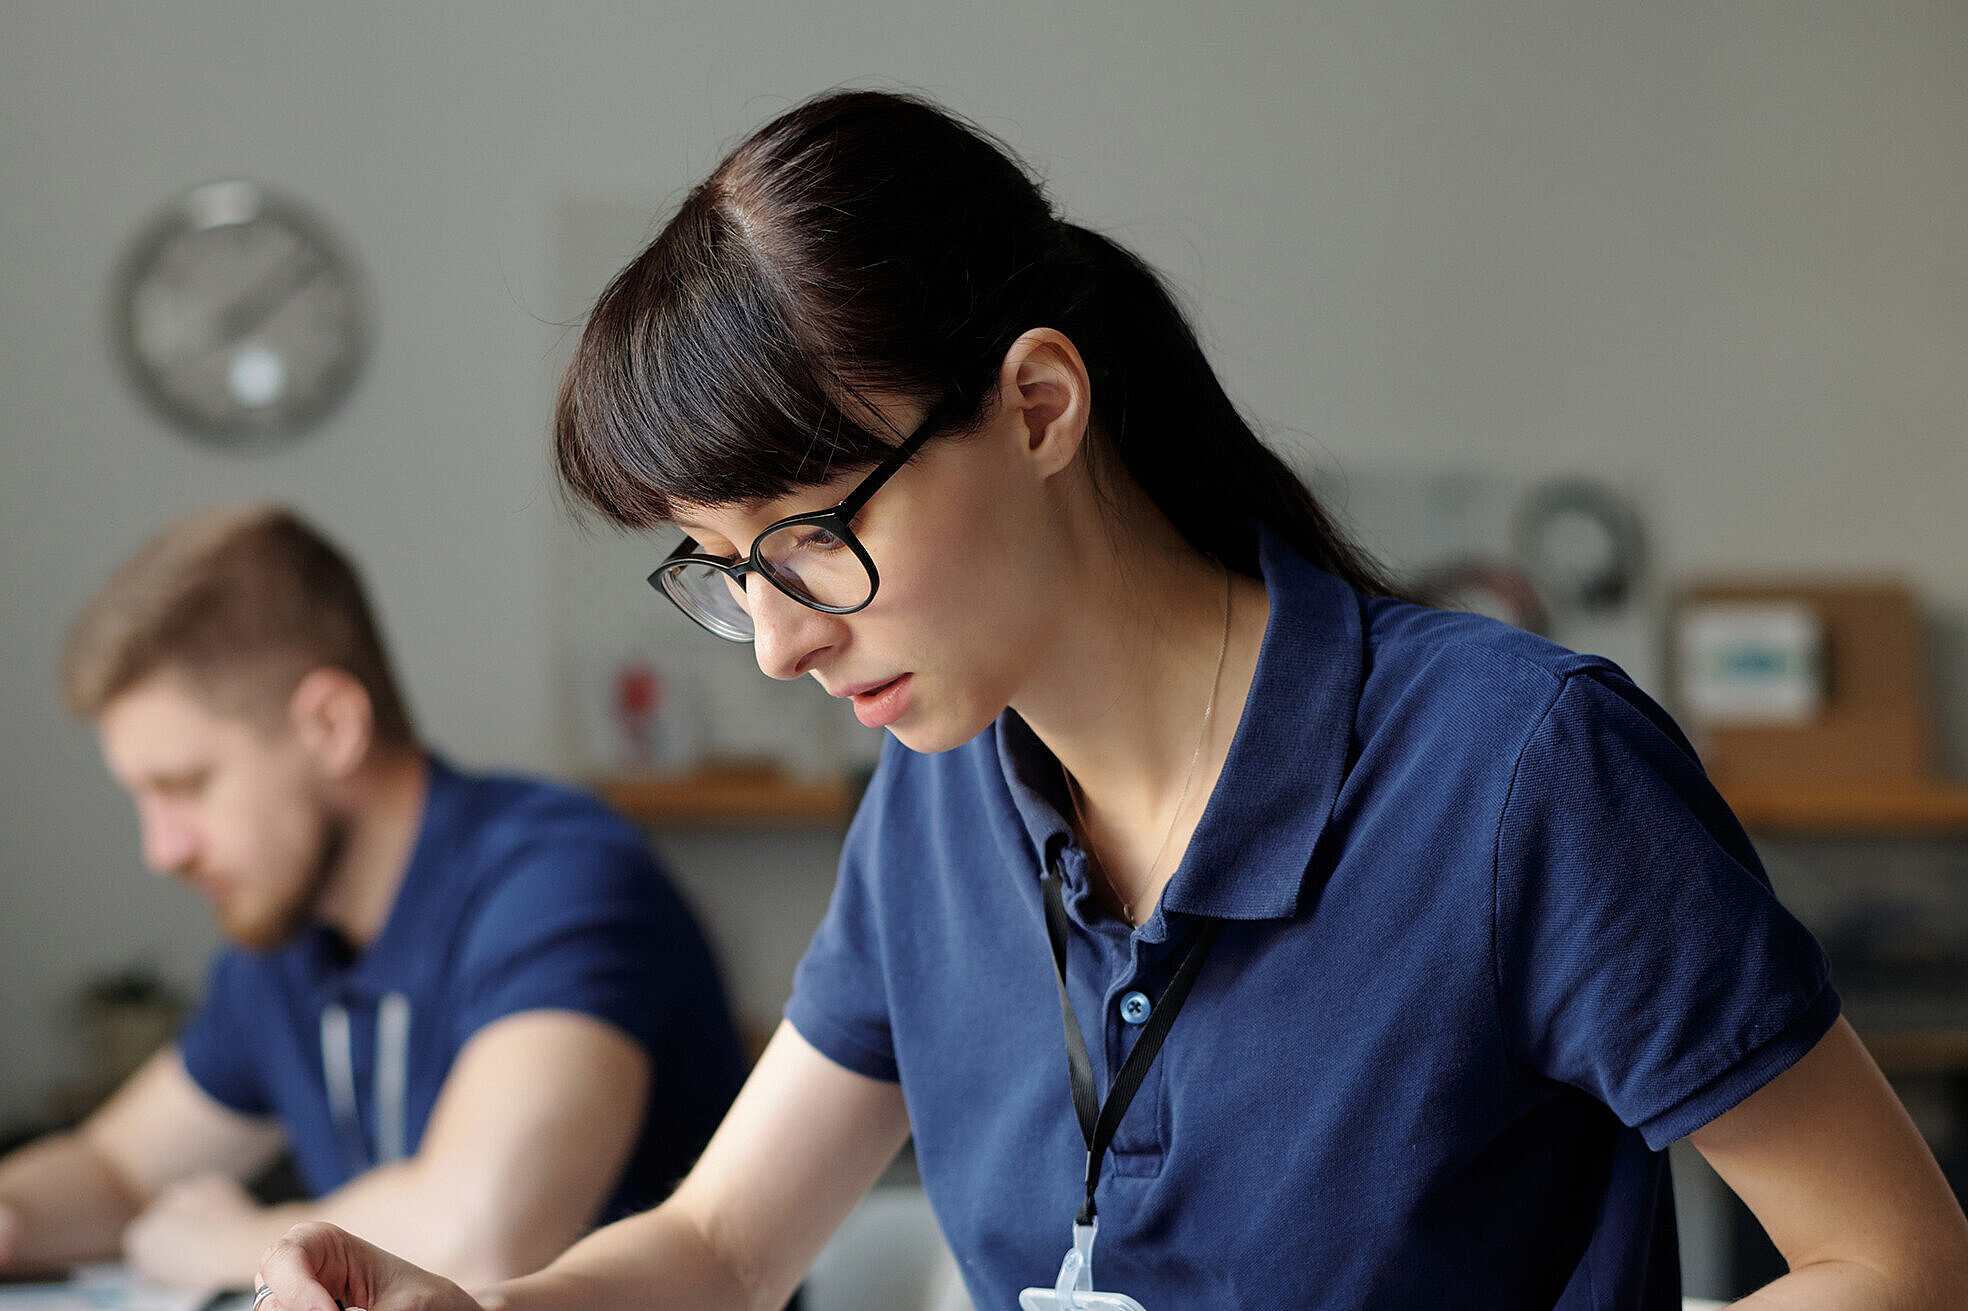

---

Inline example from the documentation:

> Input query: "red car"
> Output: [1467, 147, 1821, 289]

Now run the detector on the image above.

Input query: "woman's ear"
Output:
[996, 328, 1092, 479]
[287, 668, 375, 781]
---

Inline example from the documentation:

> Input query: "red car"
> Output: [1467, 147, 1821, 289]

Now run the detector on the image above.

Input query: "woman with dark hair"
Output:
[259, 90, 1966, 1311]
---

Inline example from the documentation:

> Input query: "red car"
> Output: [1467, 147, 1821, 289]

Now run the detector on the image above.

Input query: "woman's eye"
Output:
[786, 526, 847, 553]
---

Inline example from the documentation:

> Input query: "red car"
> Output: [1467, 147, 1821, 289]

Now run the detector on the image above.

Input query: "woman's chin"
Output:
[884, 709, 996, 756]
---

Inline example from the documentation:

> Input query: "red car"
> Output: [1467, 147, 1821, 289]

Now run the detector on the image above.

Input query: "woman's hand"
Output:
[259, 1222, 480, 1311]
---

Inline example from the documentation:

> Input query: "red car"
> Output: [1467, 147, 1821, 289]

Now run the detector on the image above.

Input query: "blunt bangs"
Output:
[553, 190, 904, 530]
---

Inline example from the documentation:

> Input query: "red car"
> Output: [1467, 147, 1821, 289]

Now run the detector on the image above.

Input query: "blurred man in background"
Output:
[0, 504, 746, 1289]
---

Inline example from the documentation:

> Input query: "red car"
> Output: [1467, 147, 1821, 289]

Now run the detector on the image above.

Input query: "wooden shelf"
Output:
[596, 764, 857, 828]
[1718, 779, 1968, 835]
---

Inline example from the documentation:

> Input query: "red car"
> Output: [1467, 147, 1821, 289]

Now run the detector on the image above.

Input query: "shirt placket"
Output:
[1097, 923, 1173, 1173]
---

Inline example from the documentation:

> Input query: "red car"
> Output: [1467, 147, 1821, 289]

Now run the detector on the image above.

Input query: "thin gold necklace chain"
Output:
[1070, 565, 1234, 922]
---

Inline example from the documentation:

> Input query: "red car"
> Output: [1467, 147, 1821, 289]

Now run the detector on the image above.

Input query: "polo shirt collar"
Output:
[995, 527, 1364, 933]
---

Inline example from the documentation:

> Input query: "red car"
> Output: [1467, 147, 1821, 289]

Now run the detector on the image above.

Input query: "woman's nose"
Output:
[748, 576, 840, 681]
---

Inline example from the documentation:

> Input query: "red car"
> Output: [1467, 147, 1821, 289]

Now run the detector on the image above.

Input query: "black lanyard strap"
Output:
[1041, 862, 1222, 1225]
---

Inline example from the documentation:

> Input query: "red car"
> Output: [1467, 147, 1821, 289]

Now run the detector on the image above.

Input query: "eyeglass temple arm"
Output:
[831, 395, 965, 520]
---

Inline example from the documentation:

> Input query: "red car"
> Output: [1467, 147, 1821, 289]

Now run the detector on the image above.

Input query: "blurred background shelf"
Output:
[597, 764, 858, 828]
[1720, 779, 1968, 835]
[1857, 1026, 1968, 1075]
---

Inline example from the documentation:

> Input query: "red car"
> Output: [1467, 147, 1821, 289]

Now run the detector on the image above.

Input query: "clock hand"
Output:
[209, 249, 323, 348]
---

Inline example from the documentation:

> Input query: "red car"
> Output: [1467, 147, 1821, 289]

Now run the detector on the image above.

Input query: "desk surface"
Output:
[0, 1268, 248, 1311]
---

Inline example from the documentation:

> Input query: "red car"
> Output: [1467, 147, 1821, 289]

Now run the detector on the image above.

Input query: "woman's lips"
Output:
[849, 674, 912, 729]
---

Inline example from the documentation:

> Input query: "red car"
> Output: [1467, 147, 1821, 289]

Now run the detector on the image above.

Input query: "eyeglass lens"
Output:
[656, 561, 752, 641]
[660, 521, 874, 641]
[756, 523, 867, 606]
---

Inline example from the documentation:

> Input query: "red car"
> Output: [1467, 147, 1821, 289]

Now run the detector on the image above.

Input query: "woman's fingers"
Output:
[259, 1222, 366, 1311]
[258, 1221, 449, 1311]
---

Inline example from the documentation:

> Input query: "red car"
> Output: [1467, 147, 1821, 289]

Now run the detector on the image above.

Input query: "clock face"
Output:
[1511, 478, 1645, 612]
[115, 181, 369, 449]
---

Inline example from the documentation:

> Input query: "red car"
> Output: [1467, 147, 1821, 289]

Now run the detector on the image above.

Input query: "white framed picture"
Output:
[1675, 601, 1826, 726]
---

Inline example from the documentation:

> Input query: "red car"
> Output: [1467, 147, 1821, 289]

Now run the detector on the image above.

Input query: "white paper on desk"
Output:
[0, 1265, 214, 1311]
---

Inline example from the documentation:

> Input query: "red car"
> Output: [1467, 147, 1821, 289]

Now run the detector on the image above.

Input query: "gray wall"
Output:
[4, 1, 1966, 1124]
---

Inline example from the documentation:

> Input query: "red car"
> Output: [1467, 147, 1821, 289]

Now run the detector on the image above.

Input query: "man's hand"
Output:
[259, 1222, 481, 1311]
[124, 1173, 268, 1287]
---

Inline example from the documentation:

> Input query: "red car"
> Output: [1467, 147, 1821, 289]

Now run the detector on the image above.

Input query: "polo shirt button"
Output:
[1119, 991, 1151, 1025]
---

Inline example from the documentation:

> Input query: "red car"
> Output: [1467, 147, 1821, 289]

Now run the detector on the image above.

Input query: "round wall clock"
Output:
[114, 180, 370, 450]
[1511, 478, 1646, 613]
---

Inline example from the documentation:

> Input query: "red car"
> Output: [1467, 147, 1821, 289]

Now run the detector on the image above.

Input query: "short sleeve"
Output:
[177, 950, 273, 1116]
[785, 761, 900, 1082]
[1494, 668, 1839, 1150]
[451, 828, 679, 1053]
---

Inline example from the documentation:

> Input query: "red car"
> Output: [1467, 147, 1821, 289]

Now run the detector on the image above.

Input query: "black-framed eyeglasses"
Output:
[648, 396, 964, 642]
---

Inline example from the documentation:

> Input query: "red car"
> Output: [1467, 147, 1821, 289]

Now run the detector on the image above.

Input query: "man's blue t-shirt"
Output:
[179, 757, 746, 1220]
[785, 530, 1837, 1309]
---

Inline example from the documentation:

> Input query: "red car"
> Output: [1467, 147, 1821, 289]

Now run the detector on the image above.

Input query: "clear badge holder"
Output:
[1018, 1219, 1147, 1311]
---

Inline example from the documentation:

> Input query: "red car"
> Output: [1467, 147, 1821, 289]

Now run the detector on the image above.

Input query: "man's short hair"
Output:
[61, 503, 414, 742]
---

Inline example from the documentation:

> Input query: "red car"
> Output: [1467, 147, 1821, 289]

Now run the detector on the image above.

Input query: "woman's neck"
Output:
[1014, 507, 1269, 924]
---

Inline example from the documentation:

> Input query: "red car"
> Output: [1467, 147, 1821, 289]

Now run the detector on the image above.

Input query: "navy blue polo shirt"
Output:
[786, 530, 1837, 1309]
[180, 757, 746, 1221]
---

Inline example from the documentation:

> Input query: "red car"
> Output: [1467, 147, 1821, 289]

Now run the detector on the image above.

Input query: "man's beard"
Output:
[221, 814, 349, 951]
